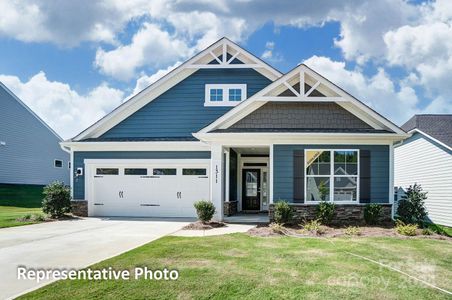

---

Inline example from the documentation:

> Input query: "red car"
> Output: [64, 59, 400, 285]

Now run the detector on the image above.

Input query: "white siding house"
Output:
[394, 115, 452, 227]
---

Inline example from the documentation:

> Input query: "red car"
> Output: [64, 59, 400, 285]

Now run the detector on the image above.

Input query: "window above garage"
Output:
[205, 84, 247, 107]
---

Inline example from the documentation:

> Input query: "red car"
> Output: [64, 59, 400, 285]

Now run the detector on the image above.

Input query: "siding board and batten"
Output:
[395, 133, 452, 227]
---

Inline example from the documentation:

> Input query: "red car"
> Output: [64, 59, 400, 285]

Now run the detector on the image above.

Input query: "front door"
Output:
[242, 169, 261, 210]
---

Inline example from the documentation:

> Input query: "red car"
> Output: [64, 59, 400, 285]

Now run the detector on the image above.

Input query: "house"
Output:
[394, 115, 452, 227]
[61, 38, 408, 221]
[0, 82, 70, 191]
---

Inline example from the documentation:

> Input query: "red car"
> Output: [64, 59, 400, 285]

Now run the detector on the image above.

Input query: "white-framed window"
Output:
[205, 84, 247, 106]
[54, 159, 63, 168]
[305, 149, 359, 203]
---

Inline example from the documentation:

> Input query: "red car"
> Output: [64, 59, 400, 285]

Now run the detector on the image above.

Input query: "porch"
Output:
[212, 146, 271, 220]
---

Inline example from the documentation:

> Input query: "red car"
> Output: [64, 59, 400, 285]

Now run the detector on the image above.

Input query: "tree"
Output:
[396, 183, 428, 225]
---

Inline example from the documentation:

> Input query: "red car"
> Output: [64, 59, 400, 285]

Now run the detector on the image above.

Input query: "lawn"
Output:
[0, 184, 44, 228]
[21, 234, 452, 299]
[0, 206, 44, 228]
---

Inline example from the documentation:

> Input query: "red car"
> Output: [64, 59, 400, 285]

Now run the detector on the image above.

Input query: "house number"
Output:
[215, 165, 218, 184]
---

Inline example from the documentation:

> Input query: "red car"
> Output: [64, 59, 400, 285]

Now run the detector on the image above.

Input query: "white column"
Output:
[269, 144, 274, 204]
[211, 144, 224, 220]
[389, 143, 395, 219]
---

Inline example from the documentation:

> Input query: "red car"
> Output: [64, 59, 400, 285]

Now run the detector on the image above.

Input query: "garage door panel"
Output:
[88, 161, 210, 218]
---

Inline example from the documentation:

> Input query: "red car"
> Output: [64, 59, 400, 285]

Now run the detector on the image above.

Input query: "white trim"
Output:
[54, 159, 63, 168]
[60, 141, 210, 152]
[0, 82, 63, 141]
[197, 64, 406, 135]
[225, 148, 230, 202]
[269, 144, 274, 204]
[258, 96, 345, 102]
[70, 150, 74, 199]
[304, 149, 360, 204]
[408, 129, 452, 151]
[204, 84, 247, 107]
[71, 38, 281, 142]
[389, 142, 395, 219]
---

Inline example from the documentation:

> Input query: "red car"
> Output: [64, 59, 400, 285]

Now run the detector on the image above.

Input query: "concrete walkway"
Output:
[171, 224, 255, 237]
[0, 217, 191, 299]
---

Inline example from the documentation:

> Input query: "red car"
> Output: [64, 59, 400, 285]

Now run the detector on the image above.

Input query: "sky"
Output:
[0, 0, 451, 139]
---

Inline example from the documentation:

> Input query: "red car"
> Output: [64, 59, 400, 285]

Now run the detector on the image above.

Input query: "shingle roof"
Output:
[80, 137, 198, 142]
[401, 114, 452, 148]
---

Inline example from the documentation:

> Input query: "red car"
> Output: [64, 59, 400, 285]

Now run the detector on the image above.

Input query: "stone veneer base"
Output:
[71, 200, 88, 217]
[224, 201, 238, 216]
[269, 203, 392, 225]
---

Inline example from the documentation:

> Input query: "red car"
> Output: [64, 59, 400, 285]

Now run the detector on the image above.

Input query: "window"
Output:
[182, 168, 207, 175]
[229, 88, 242, 101]
[305, 150, 359, 202]
[54, 160, 63, 168]
[205, 84, 247, 106]
[153, 168, 176, 175]
[125, 168, 147, 175]
[210, 89, 223, 101]
[96, 168, 119, 175]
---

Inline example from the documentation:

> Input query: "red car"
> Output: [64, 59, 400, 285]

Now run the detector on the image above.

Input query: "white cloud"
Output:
[303, 56, 422, 124]
[132, 61, 182, 96]
[95, 23, 191, 81]
[0, 72, 124, 139]
[0, 0, 152, 46]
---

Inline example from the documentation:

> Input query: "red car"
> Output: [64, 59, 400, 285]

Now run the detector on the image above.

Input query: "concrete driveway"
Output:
[0, 217, 191, 299]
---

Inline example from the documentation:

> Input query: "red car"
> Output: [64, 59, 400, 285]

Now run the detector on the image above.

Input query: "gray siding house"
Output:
[62, 38, 408, 221]
[395, 115, 452, 227]
[0, 82, 69, 186]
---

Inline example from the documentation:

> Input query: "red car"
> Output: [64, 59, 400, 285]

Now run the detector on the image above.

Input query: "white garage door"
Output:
[86, 160, 210, 217]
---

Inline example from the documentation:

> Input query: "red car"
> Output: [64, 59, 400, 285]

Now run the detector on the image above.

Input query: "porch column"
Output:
[211, 144, 224, 221]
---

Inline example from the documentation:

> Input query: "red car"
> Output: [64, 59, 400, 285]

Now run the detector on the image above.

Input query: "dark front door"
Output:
[242, 169, 261, 210]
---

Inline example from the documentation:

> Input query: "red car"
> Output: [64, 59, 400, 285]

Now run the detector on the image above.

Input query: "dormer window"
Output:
[205, 84, 247, 106]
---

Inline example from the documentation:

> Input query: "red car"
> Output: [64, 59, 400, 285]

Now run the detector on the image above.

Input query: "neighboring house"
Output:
[0, 82, 69, 187]
[61, 38, 407, 221]
[394, 115, 452, 227]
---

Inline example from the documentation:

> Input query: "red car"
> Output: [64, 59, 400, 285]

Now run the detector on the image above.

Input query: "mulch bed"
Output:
[183, 221, 227, 230]
[247, 224, 451, 240]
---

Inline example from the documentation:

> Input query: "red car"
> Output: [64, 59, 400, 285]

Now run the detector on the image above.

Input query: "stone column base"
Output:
[269, 203, 392, 225]
[71, 200, 88, 217]
[224, 201, 238, 216]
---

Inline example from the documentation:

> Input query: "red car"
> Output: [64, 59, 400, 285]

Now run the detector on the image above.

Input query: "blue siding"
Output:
[273, 145, 390, 203]
[0, 84, 69, 185]
[73, 151, 211, 199]
[100, 68, 271, 139]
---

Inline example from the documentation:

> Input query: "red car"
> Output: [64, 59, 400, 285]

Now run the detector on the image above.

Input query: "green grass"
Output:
[21, 234, 452, 299]
[426, 223, 452, 237]
[0, 184, 45, 228]
[0, 206, 44, 228]
[0, 184, 44, 207]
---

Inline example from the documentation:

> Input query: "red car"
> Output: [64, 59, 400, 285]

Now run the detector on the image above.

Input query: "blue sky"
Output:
[0, 0, 451, 139]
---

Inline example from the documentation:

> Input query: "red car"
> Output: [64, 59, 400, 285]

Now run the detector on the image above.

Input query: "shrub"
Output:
[422, 228, 434, 236]
[269, 223, 286, 235]
[273, 201, 293, 225]
[42, 181, 71, 218]
[396, 183, 428, 225]
[364, 204, 382, 225]
[345, 226, 362, 236]
[395, 220, 418, 236]
[193, 200, 216, 223]
[316, 201, 335, 225]
[23, 213, 32, 220]
[302, 219, 326, 235]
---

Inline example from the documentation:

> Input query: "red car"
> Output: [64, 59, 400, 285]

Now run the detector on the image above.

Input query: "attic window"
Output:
[205, 84, 247, 106]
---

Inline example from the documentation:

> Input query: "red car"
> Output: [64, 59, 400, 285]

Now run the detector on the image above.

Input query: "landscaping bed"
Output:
[247, 223, 451, 240]
[182, 221, 227, 230]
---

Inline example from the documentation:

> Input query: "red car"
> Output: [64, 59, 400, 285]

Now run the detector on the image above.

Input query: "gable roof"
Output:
[197, 64, 407, 136]
[0, 81, 63, 141]
[70, 37, 282, 142]
[402, 114, 452, 149]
